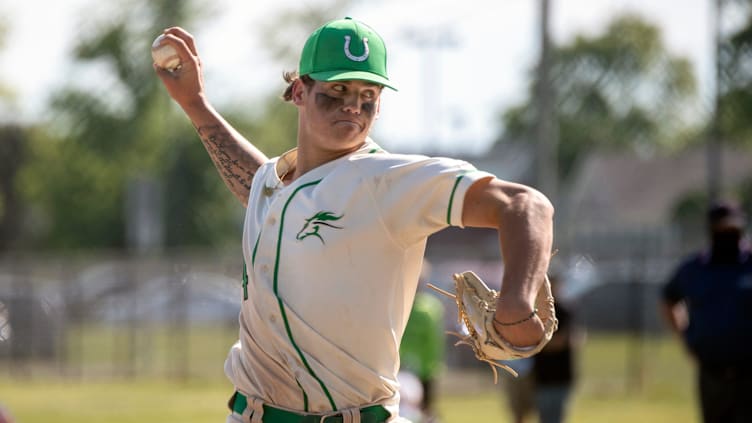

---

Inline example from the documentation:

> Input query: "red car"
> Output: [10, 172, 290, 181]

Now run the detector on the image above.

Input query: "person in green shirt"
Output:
[400, 288, 446, 420]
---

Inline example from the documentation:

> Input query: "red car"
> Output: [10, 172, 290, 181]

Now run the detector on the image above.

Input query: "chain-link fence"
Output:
[0, 252, 242, 381]
[0, 233, 687, 385]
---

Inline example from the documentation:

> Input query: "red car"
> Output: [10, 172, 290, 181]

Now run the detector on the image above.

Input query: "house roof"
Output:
[567, 145, 752, 228]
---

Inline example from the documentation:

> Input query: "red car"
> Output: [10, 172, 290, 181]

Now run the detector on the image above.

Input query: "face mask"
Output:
[710, 230, 742, 264]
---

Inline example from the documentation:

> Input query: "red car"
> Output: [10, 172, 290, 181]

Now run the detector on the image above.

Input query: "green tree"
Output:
[0, 14, 26, 252]
[17, 0, 352, 251]
[259, 0, 353, 64]
[0, 16, 13, 108]
[17, 0, 236, 250]
[719, 0, 752, 145]
[499, 14, 698, 183]
[0, 126, 24, 251]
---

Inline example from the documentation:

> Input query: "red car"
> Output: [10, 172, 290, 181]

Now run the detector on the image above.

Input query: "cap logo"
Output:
[343, 35, 369, 62]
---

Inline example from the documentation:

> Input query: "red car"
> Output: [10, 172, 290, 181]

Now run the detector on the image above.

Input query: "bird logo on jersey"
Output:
[296, 211, 344, 244]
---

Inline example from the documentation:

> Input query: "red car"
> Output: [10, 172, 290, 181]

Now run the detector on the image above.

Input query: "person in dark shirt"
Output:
[661, 200, 752, 423]
[531, 273, 582, 423]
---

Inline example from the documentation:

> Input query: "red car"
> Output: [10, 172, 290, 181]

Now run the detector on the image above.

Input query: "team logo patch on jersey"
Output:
[296, 211, 344, 244]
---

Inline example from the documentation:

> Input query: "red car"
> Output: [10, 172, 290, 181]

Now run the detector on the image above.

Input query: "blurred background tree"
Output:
[2, 1, 749, 253]
[719, 0, 752, 146]
[663, 0, 752, 231]
[0, 16, 26, 252]
[0, 17, 13, 111]
[0, 125, 23, 252]
[8, 0, 350, 252]
[498, 14, 698, 185]
[17, 0, 218, 251]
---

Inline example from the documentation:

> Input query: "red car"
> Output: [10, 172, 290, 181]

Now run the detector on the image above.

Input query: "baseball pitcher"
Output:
[154, 17, 555, 423]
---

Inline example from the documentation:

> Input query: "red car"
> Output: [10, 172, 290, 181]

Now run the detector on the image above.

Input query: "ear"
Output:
[291, 79, 306, 105]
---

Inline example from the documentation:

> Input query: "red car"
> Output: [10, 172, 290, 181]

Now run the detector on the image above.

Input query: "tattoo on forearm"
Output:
[196, 125, 257, 194]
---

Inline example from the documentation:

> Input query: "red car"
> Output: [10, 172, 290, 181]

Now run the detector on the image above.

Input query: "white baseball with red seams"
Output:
[151, 34, 181, 70]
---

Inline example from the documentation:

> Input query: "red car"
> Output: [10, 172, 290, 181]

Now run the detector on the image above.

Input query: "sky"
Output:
[1, 0, 713, 154]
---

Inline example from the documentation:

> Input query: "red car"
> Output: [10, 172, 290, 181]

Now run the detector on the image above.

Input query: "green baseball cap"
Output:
[299, 17, 397, 91]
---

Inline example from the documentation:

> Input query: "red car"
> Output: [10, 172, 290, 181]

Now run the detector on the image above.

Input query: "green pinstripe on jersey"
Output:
[272, 179, 338, 411]
[251, 232, 262, 266]
[244, 232, 263, 302]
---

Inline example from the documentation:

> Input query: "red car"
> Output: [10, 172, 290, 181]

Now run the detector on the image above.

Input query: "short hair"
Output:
[707, 200, 747, 229]
[281, 71, 314, 102]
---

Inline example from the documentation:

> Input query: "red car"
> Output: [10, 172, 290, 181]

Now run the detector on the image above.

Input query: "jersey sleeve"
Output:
[354, 153, 493, 247]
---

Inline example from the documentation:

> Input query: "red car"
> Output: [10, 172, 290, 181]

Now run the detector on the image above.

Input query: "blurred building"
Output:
[567, 145, 752, 236]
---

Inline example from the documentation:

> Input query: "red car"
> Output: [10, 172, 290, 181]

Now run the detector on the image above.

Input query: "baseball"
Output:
[151, 34, 181, 71]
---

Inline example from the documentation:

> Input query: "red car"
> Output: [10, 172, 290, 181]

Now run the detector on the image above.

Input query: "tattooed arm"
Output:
[189, 108, 267, 206]
[153, 27, 268, 206]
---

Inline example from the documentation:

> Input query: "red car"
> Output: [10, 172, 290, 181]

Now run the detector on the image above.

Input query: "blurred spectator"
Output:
[500, 272, 582, 423]
[400, 280, 446, 421]
[531, 273, 582, 423]
[661, 200, 752, 423]
[499, 357, 535, 423]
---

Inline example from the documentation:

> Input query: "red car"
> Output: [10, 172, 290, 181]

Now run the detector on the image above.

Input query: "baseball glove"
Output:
[428, 271, 558, 383]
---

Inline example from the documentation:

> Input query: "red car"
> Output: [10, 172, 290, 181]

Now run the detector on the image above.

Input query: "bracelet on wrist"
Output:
[493, 309, 538, 326]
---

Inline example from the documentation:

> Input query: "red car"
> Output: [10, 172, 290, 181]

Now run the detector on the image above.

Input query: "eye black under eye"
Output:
[315, 93, 344, 110]
[362, 102, 376, 114]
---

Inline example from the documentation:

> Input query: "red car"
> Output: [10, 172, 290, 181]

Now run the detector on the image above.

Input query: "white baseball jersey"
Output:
[224, 138, 493, 419]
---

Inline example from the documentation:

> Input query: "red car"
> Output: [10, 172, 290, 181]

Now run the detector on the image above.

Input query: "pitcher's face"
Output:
[294, 79, 382, 151]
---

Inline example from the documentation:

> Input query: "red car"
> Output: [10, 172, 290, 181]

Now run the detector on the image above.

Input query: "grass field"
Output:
[0, 333, 699, 422]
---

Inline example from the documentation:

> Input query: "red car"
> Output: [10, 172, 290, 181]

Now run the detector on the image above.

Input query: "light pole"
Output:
[536, 0, 558, 206]
[707, 0, 723, 203]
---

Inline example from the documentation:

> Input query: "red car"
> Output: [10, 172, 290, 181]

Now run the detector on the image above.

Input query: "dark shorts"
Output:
[698, 364, 752, 423]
